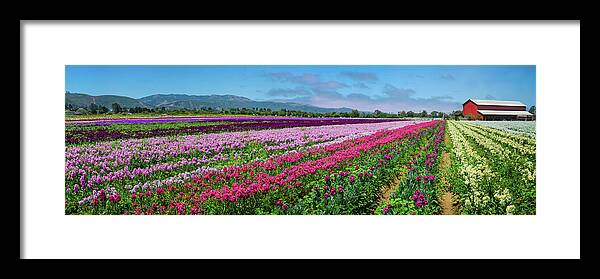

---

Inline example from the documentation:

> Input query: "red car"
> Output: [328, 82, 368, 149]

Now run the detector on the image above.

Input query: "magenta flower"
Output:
[411, 189, 428, 207]
[109, 193, 121, 203]
[349, 175, 355, 183]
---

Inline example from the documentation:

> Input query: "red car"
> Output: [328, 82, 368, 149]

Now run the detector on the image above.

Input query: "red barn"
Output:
[463, 99, 534, 121]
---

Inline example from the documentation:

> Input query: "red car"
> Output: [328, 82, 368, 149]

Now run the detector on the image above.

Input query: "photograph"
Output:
[64, 65, 536, 215]
[22, 21, 579, 259]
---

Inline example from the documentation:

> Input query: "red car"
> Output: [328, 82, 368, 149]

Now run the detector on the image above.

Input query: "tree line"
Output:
[66, 102, 455, 119]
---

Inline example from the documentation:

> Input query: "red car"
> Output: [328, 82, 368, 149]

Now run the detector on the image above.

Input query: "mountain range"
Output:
[65, 92, 355, 113]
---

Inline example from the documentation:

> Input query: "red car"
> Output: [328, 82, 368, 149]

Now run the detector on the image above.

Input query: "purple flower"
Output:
[416, 176, 421, 182]
[383, 206, 390, 214]
[325, 175, 330, 182]
[276, 199, 282, 206]
[349, 175, 355, 183]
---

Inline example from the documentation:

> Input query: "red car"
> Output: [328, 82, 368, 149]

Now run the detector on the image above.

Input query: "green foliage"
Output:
[375, 196, 417, 215]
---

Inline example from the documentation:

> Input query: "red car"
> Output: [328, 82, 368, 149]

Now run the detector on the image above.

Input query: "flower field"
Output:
[469, 121, 536, 137]
[64, 116, 535, 215]
[444, 121, 536, 214]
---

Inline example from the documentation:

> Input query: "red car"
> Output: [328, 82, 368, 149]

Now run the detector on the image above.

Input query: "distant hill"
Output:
[66, 92, 354, 113]
[66, 93, 150, 109]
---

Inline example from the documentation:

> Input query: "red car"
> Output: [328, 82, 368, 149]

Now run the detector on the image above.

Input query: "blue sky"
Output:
[66, 65, 536, 113]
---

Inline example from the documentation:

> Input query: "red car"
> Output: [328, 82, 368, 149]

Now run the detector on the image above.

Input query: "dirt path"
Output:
[439, 185, 455, 215]
[438, 129, 458, 215]
[379, 175, 402, 204]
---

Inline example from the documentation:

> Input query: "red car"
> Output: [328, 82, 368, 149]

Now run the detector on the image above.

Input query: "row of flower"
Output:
[445, 121, 535, 214]
[65, 120, 233, 132]
[65, 117, 404, 144]
[375, 121, 446, 215]
[67, 120, 443, 214]
[66, 116, 401, 125]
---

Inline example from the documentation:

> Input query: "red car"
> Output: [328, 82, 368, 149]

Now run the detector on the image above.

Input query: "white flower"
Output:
[506, 205, 516, 215]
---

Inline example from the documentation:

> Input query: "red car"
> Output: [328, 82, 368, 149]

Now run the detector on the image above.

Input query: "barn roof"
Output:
[477, 110, 533, 116]
[465, 99, 526, 107]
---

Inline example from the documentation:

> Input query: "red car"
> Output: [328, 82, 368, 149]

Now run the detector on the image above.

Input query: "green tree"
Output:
[450, 110, 462, 120]
[99, 106, 109, 114]
[88, 103, 99, 114]
[111, 102, 122, 113]
[75, 108, 88, 115]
